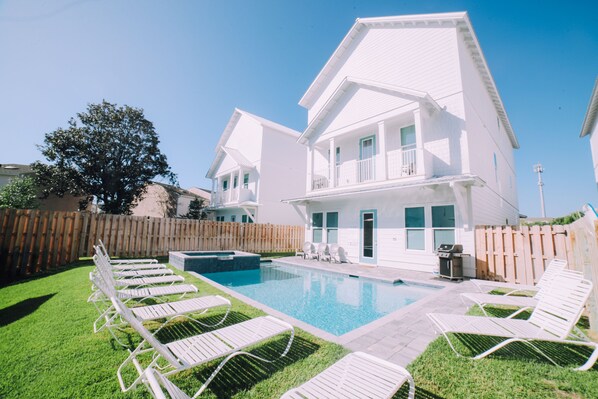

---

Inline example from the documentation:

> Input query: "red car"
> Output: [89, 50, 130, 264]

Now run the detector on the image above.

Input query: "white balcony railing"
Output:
[210, 188, 255, 207]
[387, 147, 417, 179]
[311, 168, 329, 190]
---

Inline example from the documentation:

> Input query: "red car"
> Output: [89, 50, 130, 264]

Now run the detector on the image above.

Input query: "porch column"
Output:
[308, 146, 314, 192]
[377, 121, 387, 181]
[413, 109, 425, 176]
[329, 137, 336, 188]
[237, 168, 243, 201]
[229, 171, 235, 203]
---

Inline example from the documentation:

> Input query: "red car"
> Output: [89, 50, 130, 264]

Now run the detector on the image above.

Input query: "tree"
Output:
[180, 197, 207, 220]
[0, 176, 38, 209]
[32, 100, 177, 214]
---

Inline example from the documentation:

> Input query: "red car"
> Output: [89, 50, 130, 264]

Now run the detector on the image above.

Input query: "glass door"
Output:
[359, 136, 375, 182]
[360, 210, 377, 264]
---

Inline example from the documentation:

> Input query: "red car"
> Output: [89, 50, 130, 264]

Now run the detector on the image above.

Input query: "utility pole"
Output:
[533, 163, 546, 217]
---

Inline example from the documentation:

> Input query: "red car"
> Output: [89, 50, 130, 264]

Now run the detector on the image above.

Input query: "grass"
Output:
[1, 262, 597, 398]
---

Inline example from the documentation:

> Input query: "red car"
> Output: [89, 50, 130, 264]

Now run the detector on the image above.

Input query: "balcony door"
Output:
[360, 209, 377, 264]
[359, 136, 375, 182]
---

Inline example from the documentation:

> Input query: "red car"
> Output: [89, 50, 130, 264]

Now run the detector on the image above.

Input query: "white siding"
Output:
[590, 125, 598, 186]
[308, 27, 461, 123]
[457, 35, 519, 223]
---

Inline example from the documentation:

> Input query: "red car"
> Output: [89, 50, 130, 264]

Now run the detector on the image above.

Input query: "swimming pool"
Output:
[203, 262, 441, 336]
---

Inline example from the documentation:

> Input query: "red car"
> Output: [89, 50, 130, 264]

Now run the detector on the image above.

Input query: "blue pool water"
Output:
[203, 262, 441, 336]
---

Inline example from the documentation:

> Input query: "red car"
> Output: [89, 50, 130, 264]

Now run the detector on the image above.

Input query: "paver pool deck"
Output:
[192, 256, 481, 368]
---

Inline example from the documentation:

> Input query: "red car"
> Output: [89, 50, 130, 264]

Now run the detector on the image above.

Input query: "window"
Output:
[432, 205, 455, 250]
[493, 153, 498, 183]
[326, 212, 338, 244]
[312, 212, 323, 243]
[222, 179, 228, 191]
[400, 125, 416, 149]
[216, 216, 224, 222]
[243, 173, 249, 189]
[231, 215, 236, 222]
[242, 214, 254, 223]
[233, 176, 238, 189]
[405, 207, 425, 250]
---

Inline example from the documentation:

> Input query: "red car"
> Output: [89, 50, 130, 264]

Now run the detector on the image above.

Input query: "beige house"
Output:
[0, 163, 82, 211]
[130, 182, 208, 218]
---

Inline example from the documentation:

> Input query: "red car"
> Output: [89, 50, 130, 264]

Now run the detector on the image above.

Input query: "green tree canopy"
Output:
[32, 100, 177, 214]
[0, 176, 38, 209]
[180, 197, 207, 220]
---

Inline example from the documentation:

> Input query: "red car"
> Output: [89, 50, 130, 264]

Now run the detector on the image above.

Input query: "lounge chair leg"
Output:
[575, 342, 598, 371]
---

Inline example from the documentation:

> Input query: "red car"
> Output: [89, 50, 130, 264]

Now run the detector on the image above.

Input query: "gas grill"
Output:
[436, 244, 464, 280]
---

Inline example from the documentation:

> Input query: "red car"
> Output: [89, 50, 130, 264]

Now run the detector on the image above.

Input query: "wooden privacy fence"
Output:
[0, 208, 304, 279]
[475, 218, 598, 332]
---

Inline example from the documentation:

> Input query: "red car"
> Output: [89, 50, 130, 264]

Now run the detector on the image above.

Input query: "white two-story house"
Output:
[285, 12, 520, 276]
[580, 77, 598, 188]
[206, 108, 306, 225]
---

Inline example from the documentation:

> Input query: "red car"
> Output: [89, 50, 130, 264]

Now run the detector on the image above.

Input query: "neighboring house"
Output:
[285, 12, 520, 276]
[0, 163, 82, 211]
[131, 182, 206, 218]
[580, 77, 598, 188]
[187, 187, 212, 202]
[206, 108, 306, 225]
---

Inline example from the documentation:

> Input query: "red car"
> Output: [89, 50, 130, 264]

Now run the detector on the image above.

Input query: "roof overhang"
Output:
[298, 11, 519, 149]
[298, 77, 441, 145]
[283, 174, 485, 204]
[580, 78, 598, 138]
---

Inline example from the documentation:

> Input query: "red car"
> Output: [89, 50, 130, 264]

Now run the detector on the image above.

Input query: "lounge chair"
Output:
[143, 351, 415, 399]
[97, 238, 160, 266]
[281, 351, 415, 399]
[428, 271, 598, 371]
[316, 243, 330, 262]
[112, 296, 294, 393]
[470, 258, 567, 294]
[461, 268, 583, 318]
[89, 273, 231, 347]
[93, 254, 184, 288]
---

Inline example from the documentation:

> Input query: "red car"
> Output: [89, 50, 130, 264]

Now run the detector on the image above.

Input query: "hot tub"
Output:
[169, 250, 261, 273]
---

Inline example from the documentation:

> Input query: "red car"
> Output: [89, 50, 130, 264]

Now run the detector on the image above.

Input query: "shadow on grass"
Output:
[0, 259, 94, 287]
[450, 333, 598, 371]
[0, 293, 56, 327]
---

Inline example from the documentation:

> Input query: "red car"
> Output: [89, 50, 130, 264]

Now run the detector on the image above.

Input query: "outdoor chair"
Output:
[143, 351, 414, 399]
[303, 242, 317, 260]
[329, 244, 340, 263]
[98, 238, 160, 266]
[469, 258, 567, 295]
[281, 351, 415, 399]
[462, 268, 583, 318]
[95, 243, 168, 272]
[428, 270, 598, 371]
[112, 296, 295, 393]
[93, 253, 184, 288]
[89, 273, 230, 347]
[317, 243, 330, 262]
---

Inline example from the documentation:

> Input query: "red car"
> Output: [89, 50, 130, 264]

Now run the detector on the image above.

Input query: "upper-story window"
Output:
[432, 205, 455, 250]
[243, 173, 249, 189]
[493, 153, 498, 183]
[400, 125, 416, 149]
[233, 175, 238, 189]
[222, 179, 229, 191]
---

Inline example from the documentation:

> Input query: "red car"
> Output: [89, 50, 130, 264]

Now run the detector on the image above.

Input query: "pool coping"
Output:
[190, 259, 459, 345]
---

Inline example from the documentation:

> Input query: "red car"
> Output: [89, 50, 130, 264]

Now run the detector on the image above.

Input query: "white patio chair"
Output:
[461, 268, 583, 318]
[90, 273, 231, 347]
[95, 243, 168, 272]
[470, 258, 567, 295]
[316, 243, 330, 262]
[281, 351, 415, 399]
[93, 254, 184, 288]
[112, 296, 294, 393]
[329, 244, 340, 263]
[428, 271, 598, 371]
[303, 242, 317, 260]
[98, 238, 160, 266]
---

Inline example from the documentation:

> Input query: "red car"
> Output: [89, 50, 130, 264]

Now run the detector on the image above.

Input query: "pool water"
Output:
[203, 262, 440, 336]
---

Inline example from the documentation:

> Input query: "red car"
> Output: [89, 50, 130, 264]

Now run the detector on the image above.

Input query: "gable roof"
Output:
[580, 78, 598, 138]
[298, 77, 441, 144]
[298, 11, 519, 149]
[213, 108, 301, 153]
[0, 163, 34, 176]
[207, 109, 301, 179]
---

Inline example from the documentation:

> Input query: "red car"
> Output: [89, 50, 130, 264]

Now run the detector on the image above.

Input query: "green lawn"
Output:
[1, 261, 597, 398]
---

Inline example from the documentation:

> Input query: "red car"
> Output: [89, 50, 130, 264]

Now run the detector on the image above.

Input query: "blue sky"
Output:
[0, 0, 596, 218]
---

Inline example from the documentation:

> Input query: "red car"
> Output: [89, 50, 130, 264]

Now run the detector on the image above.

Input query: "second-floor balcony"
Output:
[210, 187, 255, 207]
[311, 147, 432, 192]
